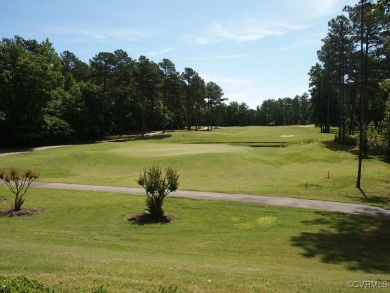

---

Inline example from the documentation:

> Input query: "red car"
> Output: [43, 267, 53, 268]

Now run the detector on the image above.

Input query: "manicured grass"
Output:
[0, 126, 389, 205]
[0, 188, 389, 292]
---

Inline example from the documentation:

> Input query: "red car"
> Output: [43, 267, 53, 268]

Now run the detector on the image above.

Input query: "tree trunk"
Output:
[357, 0, 365, 189]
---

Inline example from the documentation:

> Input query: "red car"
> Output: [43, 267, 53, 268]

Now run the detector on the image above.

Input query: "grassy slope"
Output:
[1, 188, 389, 292]
[1, 126, 388, 205]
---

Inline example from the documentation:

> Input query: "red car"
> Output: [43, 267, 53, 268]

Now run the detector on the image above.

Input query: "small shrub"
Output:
[136, 165, 179, 219]
[0, 275, 53, 293]
[334, 134, 358, 146]
[42, 115, 74, 143]
[382, 99, 390, 161]
[0, 168, 39, 211]
[367, 121, 386, 152]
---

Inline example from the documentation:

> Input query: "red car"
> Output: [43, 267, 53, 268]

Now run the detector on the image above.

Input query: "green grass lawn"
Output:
[1, 126, 389, 292]
[1, 126, 389, 206]
[1, 188, 389, 292]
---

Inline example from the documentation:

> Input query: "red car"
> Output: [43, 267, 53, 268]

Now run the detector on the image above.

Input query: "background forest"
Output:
[0, 0, 389, 160]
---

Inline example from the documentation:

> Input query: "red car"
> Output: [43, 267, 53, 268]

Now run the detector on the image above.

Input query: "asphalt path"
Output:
[32, 182, 390, 219]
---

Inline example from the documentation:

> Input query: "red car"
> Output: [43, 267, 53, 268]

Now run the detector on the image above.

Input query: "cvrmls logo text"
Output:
[347, 281, 389, 288]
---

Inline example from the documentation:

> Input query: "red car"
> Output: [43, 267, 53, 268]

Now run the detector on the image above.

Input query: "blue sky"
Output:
[1, 0, 357, 109]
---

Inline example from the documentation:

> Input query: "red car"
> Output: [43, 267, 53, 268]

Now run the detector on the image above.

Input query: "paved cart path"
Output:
[32, 182, 390, 219]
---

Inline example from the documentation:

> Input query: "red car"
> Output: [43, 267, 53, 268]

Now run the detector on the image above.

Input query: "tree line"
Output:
[0, 37, 229, 146]
[0, 32, 315, 148]
[0, 0, 388, 156]
[308, 0, 390, 161]
[0, 34, 314, 148]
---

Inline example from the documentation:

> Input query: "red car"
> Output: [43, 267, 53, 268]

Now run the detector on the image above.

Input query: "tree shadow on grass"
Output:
[0, 147, 34, 154]
[127, 212, 174, 225]
[193, 141, 289, 147]
[321, 140, 390, 164]
[290, 212, 390, 274]
[109, 134, 172, 142]
[358, 196, 390, 206]
[321, 140, 359, 156]
[0, 140, 104, 155]
[356, 185, 390, 205]
[0, 208, 45, 217]
[349, 182, 390, 205]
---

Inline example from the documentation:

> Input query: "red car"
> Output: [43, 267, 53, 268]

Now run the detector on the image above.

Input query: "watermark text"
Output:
[347, 280, 389, 289]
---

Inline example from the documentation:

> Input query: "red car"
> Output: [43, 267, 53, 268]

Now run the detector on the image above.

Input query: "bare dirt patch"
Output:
[0, 197, 7, 204]
[0, 208, 45, 217]
[128, 212, 175, 225]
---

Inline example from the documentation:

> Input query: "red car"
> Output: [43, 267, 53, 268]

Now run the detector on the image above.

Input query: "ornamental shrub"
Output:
[0, 275, 53, 293]
[0, 168, 39, 211]
[136, 165, 179, 219]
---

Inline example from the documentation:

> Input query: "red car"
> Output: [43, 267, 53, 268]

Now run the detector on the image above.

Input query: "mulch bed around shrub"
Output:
[0, 208, 45, 217]
[128, 212, 175, 225]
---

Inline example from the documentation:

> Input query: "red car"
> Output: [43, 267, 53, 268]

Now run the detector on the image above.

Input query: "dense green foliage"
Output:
[381, 81, 390, 160]
[308, 0, 389, 159]
[255, 93, 310, 126]
[137, 165, 179, 218]
[0, 37, 223, 146]
[0, 275, 53, 293]
[0, 37, 312, 147]
[0, 37, 68, 145]
[0, 275, 109, 293]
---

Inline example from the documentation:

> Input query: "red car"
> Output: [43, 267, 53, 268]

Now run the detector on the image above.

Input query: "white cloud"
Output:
[45, 25, 151, 43]
[297, 0, 339, 17]
[189, 17, 308, 45]
[288, 0, 356, 20]
[147, 47, 176, 56]
[185, 54, 248, 61]
[214, 54, 249, 60]
[108, 29, 152, 41]
[94, 34, 106, 42]
[278, 33, 323, 52]
[200, 73, 252, 86]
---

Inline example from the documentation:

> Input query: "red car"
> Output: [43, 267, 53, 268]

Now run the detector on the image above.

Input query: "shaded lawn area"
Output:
[291, 211, 390, 274]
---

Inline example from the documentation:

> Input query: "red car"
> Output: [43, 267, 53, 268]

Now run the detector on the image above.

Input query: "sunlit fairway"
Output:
[1, 126, 389, 205]
[0, 188, 389, 292]
[0, 126, 389, 292]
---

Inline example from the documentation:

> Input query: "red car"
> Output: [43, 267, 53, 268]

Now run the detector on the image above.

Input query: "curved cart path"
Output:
[32, 182, 390, 219]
